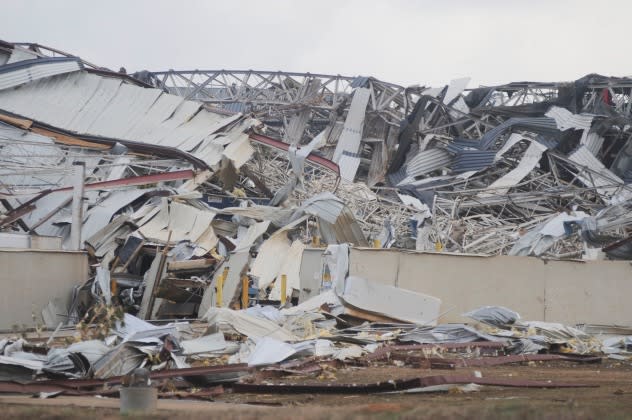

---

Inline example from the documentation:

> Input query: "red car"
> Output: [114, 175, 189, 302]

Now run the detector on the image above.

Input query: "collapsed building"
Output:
[0, 40, 631, 400]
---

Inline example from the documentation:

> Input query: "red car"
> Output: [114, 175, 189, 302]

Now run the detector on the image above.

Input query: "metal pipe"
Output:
[70, 162, 85, 250]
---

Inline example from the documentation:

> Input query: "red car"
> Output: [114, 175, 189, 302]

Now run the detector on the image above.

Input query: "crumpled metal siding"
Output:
[452, 149, 497, 173]
[405, 148, 452, 178]
[545, 106, 594, 131]
[0, 69, 240, 162]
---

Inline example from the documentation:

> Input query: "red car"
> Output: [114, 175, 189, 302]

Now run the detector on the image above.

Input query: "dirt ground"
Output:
[2, 360, 632, 419]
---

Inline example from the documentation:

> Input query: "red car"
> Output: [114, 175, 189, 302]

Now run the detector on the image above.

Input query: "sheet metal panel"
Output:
[545, 106, 593, 131]
[332, 87, 370, 163]
[452, 150, 496, 173]
[0, 68, 241, 167]
[0, 58, 82, 91]
[479, 141, 548, 196]
[405, 148, 452, 177]
[86, 82, 163, 139]
[66, 75, 123, 132]
[568, 145, 623, 196]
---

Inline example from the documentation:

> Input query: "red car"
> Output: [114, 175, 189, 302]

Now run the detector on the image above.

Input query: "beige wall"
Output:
[0, 249, 88, 330]
[347, 248, 632, 325]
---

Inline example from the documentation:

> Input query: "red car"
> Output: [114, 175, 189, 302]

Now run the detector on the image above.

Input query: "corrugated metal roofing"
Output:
[405, 148, 452, 178]
[0, 57, 82, 90]
[478, 117, 559, 150]
[545, 106, 594, 131]
[568, 145, 623, 196]
[452, 149, 497, 173]
[332, 87, 370, 181]
[0, 69, 244, 167]
[300, 192, 344, 224]
[479, 141, 548, 196]
[582, 132, 604, 156]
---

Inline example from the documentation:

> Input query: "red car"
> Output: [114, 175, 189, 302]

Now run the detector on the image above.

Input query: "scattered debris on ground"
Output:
[1, 40, 632, 409]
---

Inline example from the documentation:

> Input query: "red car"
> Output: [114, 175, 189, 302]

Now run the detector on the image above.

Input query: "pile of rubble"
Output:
[1, 300, 631, 397]
[1, 40, 632, 400]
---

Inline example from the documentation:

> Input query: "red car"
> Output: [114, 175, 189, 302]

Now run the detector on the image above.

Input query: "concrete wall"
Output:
[347, 248, 632, 325]
[292, 246, 632, 325]
[0, 248, 88, 330]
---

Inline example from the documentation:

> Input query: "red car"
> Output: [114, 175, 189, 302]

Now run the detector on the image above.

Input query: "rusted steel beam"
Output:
[233, 374, 597, 394]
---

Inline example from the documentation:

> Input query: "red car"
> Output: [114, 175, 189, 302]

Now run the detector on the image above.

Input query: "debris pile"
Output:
[0, 301, 628, 397]
[1, 40, 632, 399]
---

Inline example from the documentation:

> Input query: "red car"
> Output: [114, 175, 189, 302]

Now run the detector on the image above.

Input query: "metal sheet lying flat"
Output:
[204, 307, 298, 341]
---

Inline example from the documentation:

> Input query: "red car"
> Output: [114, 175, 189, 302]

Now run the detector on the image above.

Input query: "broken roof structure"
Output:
[1, 38, 632, 407]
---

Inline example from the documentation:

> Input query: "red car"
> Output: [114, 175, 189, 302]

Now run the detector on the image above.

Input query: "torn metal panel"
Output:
[479, 141, 548, 196]
[251, 233, 291, 290]
[318, 206, 369, 247]
[338, 276, 441, 326]
[405, 148, 453, 178]
[84, 215, 133, 258]
[137, 199, 218, 249]
[545, 106, 594, 131]
[443, 77, 470, 105]
[451, 149, 497, 173]
[222, 132, 254, 169]
[180, 333, 227, 355]
[568, 145, 624, 197]
[0, 69, 247, 169]
[204, 307, 298, 341]
[90, 343, 145, 379]
[332, 88, 370, 168]
[268, 240, 306, 301]
[234, 221, 270, 252]
[81, 189, 148, 243]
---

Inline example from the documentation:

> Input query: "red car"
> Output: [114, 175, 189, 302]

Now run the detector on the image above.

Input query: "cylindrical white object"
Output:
[70, 162, 85, 250]
[120, 387, 157, 414]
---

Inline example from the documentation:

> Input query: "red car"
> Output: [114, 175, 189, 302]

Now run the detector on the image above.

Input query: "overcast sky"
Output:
[3, 0, 632, 87]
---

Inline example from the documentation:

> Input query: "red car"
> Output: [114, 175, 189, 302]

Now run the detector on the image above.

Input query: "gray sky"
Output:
[3, 0, 631, 87]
